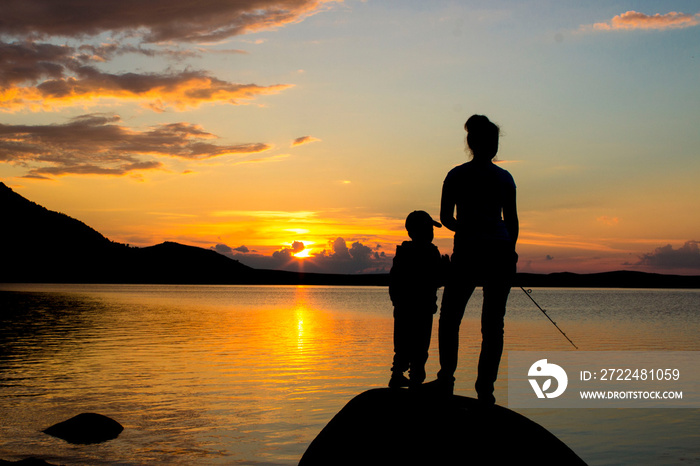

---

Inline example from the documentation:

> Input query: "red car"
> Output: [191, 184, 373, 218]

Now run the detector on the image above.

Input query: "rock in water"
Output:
[299, 388, 587, 465]
[43, 413, 123, 444]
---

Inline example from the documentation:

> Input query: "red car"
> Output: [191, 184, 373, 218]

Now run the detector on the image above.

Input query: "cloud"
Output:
[596, 215, 619, 226]
[35, 67, 291, 111]
[0, 0, 339, 43]
[212, 243, 253, 256]
[217, 237, 392, 274]
[27, 160, 164, 177]
[291, 135, 321, 146]
[212, 243, 234, 255]
[272, 241, 305, 260]
[228, 153, 290, 166]
[1, 2, 329, 114]
[0, 43, 292, 111]
[291, 240, 305, 253]
[583, 11, 700, 32]
[0, 41, 73, 87]
[72, 42, 211, 64]
[0, 113, 272, 178]
[309, 237, 390, 273]
[634, 240, 700, 272]
[328, 237, 351, 260]
[0, 40, 193, 87]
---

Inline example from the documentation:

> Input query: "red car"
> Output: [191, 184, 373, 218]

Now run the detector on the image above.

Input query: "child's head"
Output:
[405, 210, 441, 243]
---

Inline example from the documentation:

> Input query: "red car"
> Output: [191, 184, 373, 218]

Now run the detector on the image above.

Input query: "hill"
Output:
[0, 182, 251, 284]
[2, 182, 116, 282]
[1, 182, 698, 287]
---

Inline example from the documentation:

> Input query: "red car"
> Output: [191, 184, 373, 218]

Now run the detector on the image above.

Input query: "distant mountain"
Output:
[1, 182, 698, 287]
[0, 182, 251, 284]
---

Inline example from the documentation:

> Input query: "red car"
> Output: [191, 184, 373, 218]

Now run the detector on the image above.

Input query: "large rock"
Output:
[300, 388, 586, 465]
[0, 459, 61, 466]
[43, 413, 123, 445]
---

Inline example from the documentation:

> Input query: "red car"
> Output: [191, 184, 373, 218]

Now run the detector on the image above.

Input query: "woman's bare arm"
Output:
[503, 188, 519, 248]
[440, 182, 460, 232]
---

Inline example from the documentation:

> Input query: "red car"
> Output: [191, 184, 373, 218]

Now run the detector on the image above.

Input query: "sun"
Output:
[293, 248, 313, 259]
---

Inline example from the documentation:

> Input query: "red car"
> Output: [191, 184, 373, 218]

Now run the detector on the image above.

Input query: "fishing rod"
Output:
[520, 287, 578, 349]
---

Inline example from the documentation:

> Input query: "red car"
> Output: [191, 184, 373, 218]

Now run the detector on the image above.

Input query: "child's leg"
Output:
[408, 313, 434, 385]
[390, 312, 410, 387]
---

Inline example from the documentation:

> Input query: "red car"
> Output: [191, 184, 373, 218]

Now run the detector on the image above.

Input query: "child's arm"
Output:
[437, 250, 450, 288]
[388, 247, 404, 306]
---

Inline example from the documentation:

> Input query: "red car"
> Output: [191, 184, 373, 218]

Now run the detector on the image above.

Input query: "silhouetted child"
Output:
[389, 210, 449, 389]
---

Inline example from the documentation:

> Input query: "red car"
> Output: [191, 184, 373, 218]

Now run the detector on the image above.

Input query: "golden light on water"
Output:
[1, 284, 698, 465]
[295, 290, 308, 352]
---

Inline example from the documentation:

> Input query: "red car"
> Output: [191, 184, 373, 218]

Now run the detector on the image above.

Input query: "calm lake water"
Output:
[0, 284, 698, 465]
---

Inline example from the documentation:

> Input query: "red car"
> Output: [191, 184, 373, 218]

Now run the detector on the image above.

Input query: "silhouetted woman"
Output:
[435, 114, 518, 404]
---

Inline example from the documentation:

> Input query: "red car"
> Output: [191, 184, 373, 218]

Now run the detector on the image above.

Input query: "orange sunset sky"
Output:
[1, 1, 699, 275]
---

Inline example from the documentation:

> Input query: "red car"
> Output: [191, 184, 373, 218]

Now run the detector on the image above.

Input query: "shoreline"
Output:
[1, 269, 699, 289]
